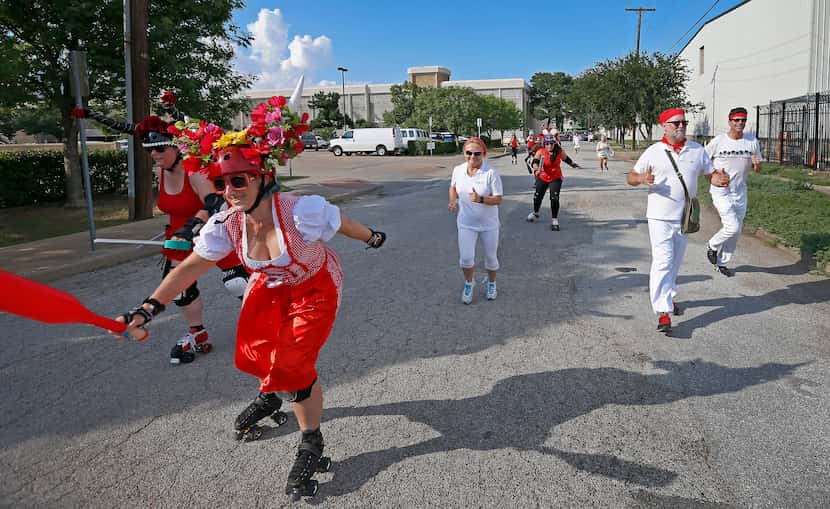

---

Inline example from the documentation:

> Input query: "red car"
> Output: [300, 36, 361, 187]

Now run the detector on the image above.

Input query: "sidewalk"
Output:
[0, 178, 382, 283]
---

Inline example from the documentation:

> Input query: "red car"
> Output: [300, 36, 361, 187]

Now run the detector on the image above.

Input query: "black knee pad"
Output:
[275, 378, 316, 403]
[174, 282, 200, 307]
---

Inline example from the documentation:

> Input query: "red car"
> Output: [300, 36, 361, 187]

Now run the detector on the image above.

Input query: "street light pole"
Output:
[337, 66, 348, 130]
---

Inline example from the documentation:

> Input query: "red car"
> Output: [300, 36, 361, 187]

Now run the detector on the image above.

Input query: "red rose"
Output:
[301, 112, 309, 123]
[167, 125, 182, 136]
[269, 96, 287, 108]
[294, 141, 305, 154]
[182, 156, 204, 175]
[247, 122, 267, 138]
[250, 103, 268, 124]
[294, 123, 309, 135]
[160, 90, 177, 105]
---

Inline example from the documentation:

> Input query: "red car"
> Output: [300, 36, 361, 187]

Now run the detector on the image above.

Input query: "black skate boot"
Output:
[234, 392, 289, 441]
[285, 428, 331, 501]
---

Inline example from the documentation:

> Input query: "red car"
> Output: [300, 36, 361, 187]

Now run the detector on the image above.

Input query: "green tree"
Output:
[479, 95, 522, 140]
[0, 0, 252, 208]
[528, 72, 573, 130]
[410, 86, 480, 144]
[308, 91, 345, 129]
[383, 81, 420, 126]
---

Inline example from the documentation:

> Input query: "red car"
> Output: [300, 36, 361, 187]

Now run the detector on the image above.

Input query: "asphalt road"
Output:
[2, 145, 829, 508]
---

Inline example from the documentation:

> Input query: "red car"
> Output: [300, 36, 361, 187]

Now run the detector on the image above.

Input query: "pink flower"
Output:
[265, 109, 282, 124]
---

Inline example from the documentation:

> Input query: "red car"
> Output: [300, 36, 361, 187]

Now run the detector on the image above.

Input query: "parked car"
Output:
[116, 139, 128, 151]
[315, 135, 330, 149]
[328, 127, 405, 156]
[400, 127, 430, 144]
[300, 133, 319, 151]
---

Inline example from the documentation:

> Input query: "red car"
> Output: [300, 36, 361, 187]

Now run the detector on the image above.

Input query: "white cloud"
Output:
[317, 80, 337, 87]
[238, 9, 334, 90]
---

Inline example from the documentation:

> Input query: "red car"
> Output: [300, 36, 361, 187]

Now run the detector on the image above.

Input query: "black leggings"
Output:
[532, 178, 562, 218]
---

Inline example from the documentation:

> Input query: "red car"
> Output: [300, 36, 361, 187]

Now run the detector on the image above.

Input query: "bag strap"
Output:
[664, 149, 690, 200]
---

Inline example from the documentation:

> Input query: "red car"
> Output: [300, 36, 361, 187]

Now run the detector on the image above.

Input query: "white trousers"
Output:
[648, 219, 687, 314]
[458, 227, 500, 271]
[708, 193, 747, 266]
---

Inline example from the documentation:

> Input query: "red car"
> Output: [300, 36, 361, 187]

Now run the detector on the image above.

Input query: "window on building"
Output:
[699, 46, 704, 75]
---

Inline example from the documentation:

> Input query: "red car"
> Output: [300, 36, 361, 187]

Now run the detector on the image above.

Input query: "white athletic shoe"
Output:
[486, 281, 497, 300]
[526, 212, 539, 222]
[461, 281, 474, 304]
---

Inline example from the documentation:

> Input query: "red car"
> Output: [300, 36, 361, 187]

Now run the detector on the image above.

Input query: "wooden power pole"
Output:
[129, 0, 153, 220]
[625, 6, 655, 150]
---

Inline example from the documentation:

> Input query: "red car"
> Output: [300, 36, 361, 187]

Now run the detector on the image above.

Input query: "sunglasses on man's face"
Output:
[212, 173, 257, 193]
[465, 150, 483, 157]
[665, 120, 689, 127]
[730, 118, 747, 123]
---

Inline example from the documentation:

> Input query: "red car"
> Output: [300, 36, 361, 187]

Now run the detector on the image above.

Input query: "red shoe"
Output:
[657, 313, 672, 334]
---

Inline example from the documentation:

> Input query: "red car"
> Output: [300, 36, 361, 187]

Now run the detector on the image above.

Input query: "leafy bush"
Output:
[0, 150, 128, 207]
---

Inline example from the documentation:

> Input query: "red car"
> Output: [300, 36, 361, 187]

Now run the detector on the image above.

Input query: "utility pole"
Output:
[625, 6, 655, 150]
[129, 0, 153, 219]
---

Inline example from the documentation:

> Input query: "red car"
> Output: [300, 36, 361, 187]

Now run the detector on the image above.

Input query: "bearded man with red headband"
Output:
[704, 107, 763, 277]
[627, 108, 730, 334]
[117, 95, 386, 501]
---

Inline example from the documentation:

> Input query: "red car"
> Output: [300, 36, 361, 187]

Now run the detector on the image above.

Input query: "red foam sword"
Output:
[0, 269, 147, 341]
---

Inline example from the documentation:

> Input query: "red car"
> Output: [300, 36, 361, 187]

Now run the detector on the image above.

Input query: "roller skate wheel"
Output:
[180, 351, 196, 363]
[289, 480, 318, 501]
[235, 425, 262, 442]
[197, 342, 213, 353]
[169, 357, 181, 365]
[271, 411, 288, 427]
[317, 456, 331, 473]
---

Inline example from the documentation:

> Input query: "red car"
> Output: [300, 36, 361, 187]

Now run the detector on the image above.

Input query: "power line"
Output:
[668, 0, 720, 52]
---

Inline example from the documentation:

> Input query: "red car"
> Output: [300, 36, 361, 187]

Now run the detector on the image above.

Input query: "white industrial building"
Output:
[678, 0, 830, 137]
[241, 66, 534, 137]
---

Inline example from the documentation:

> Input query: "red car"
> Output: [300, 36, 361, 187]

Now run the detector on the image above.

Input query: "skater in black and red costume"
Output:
[73, 93, 248, 364]
[117, 92, 386, 500]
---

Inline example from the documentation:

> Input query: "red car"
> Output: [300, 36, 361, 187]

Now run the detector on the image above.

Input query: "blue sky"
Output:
[234, 0, 742, 89]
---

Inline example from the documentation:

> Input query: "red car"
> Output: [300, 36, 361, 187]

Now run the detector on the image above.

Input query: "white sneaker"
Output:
[526, 212, 539, 222]
[461, 281, 474, 304]
[486, 281, 497, 300]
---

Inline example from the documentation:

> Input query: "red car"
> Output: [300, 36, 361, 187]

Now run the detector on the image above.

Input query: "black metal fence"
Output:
[757, 91, 830, 170]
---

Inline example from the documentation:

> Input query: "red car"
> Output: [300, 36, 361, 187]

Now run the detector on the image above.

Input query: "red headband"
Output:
[659, 108, 685, 124]
[464, 137, 487, 156]
[729, 113, 748, 120]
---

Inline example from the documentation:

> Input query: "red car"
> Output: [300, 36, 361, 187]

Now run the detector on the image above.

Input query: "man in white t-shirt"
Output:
[628, 108, 730, 334]
[705, 107, 763, 277]
[572, 133, 581, 153]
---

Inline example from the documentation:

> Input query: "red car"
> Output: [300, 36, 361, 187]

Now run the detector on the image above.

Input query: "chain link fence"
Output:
[757, 91, 830, 170]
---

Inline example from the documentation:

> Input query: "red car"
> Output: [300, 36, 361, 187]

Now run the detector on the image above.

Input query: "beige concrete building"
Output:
[241, 65, 533, 137]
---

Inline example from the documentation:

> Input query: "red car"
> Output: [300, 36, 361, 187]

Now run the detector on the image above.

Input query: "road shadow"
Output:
[671, 279, 830, 339]
[315, 359, 803, 499]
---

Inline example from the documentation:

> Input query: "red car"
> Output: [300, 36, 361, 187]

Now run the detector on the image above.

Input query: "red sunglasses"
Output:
[212, 173, 258, 193]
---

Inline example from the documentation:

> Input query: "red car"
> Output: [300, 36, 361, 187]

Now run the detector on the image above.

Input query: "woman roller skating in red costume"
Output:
[73, 93, 248, 364]
[117, 94, 386, 501]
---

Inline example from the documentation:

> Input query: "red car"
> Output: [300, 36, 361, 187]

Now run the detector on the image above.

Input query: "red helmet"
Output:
[208, 146, 265, 179]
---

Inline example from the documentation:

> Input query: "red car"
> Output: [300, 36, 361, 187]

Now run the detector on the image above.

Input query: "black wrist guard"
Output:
[563, 156, 576, 167]
[142, 297, 166, 316]
[365, 229, 386, 249]
[202, 193, 224, 216]
[172, 217, 205, 242]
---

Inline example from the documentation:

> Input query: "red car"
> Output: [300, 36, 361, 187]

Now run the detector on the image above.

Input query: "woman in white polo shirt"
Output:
[448, 137, 504, 304]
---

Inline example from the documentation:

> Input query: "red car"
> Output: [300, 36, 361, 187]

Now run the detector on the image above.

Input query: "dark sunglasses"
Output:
[146, 146, 170, 153]
[665, 120, 689, 127]
[212, 173, 257, 193]
[465, 150, 483, 157]
[730, 118, 747, 123]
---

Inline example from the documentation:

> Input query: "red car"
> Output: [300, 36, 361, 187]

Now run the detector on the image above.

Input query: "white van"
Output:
[328, 128, 405, 156]
[400, 127, 430, 145]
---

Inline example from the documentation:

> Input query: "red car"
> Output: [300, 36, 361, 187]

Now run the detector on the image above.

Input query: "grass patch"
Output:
[698, 173, 830, 268]
[758, 163, 830, 187]
[0, 194, 160, 247]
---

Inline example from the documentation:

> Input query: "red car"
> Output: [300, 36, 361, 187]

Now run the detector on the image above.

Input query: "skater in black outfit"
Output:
[526, 136, 579, 230]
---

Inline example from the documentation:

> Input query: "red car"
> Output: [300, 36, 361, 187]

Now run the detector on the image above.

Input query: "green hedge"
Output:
[0, 150, 128, 207]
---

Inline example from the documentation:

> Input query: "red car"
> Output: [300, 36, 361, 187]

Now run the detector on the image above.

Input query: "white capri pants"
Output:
[458, 227, 500, 271]
[708, 193, 747, 266]
[647, 219, 687, 314]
